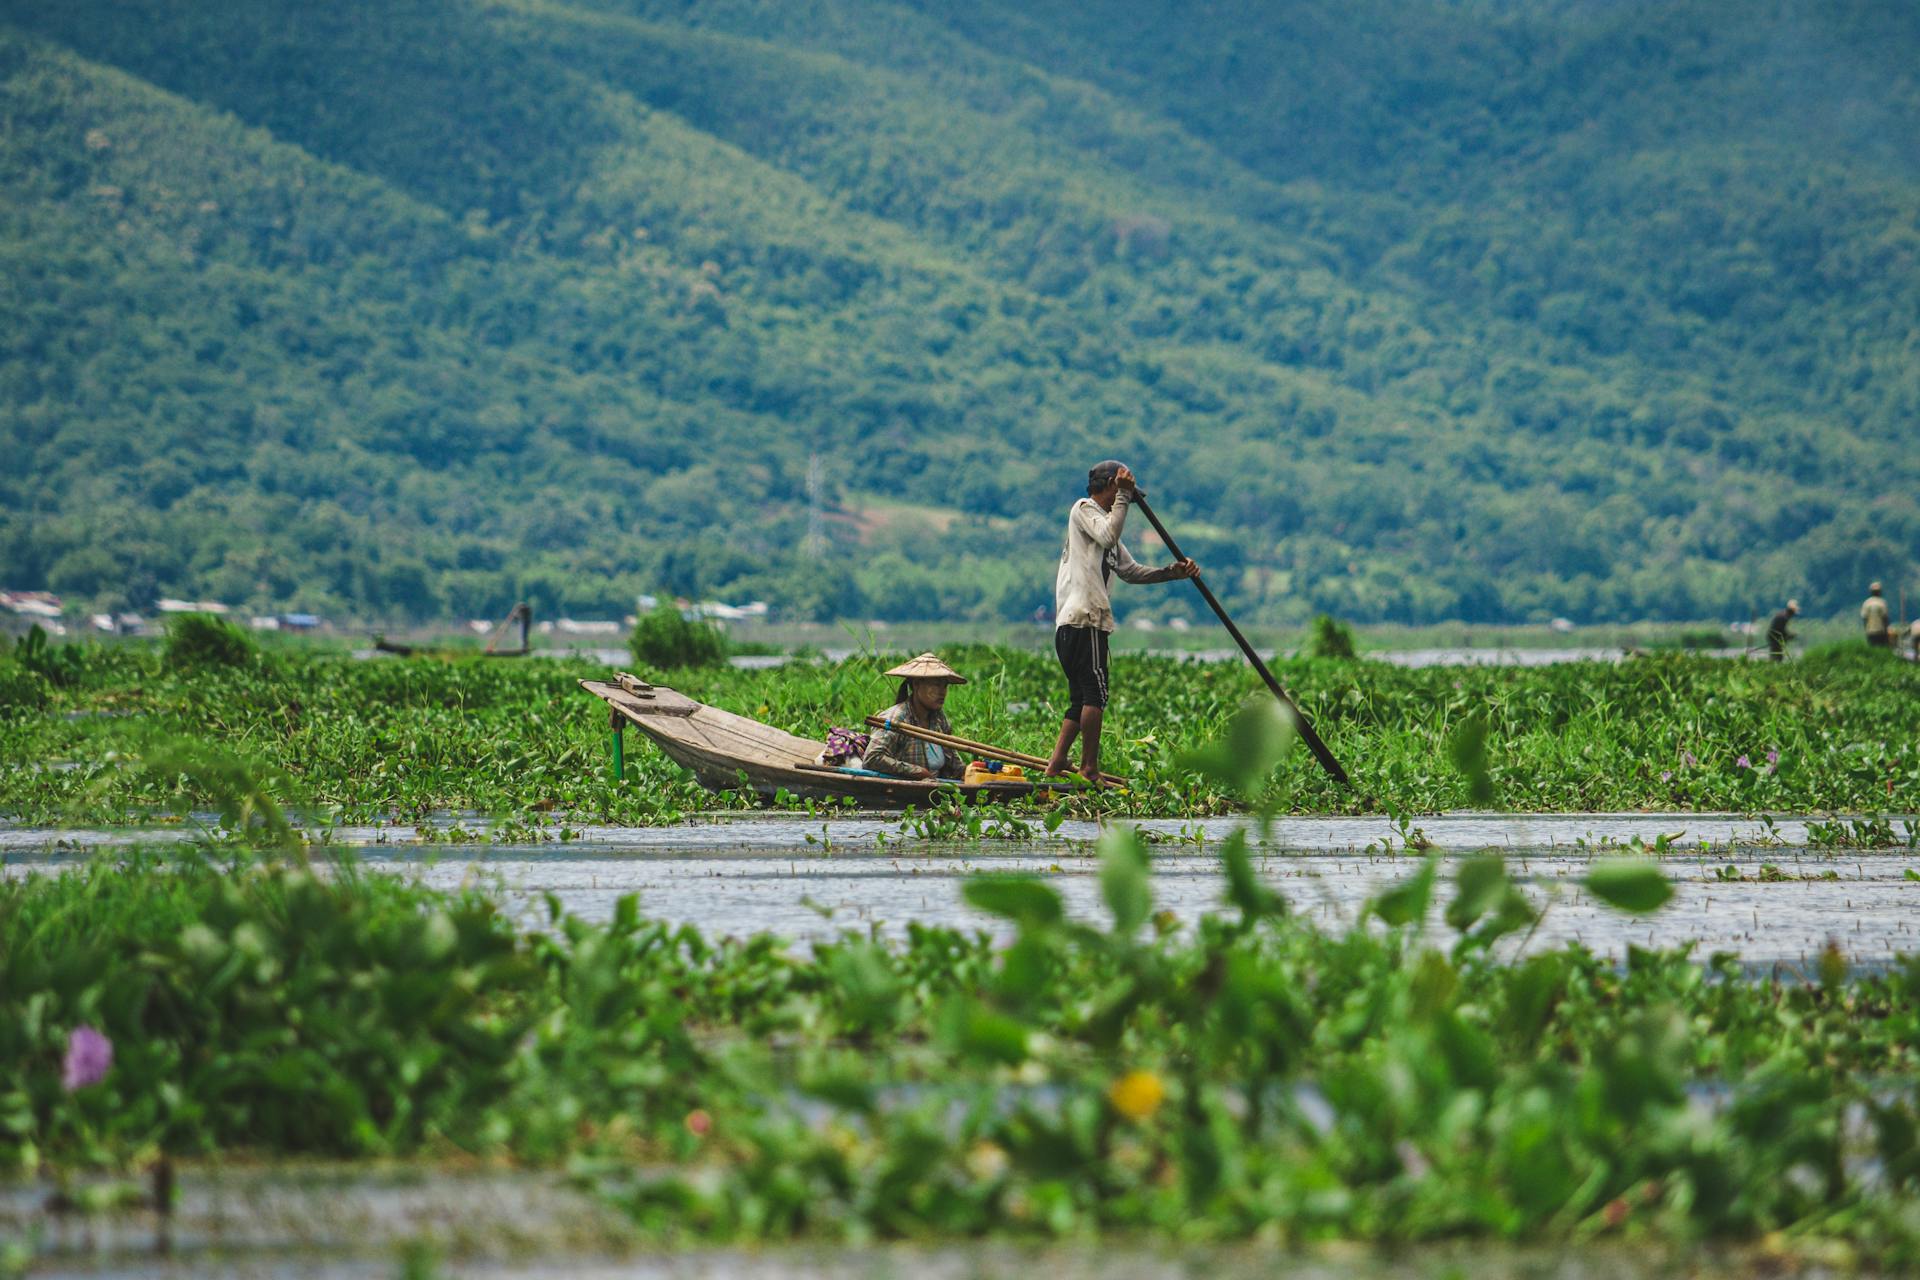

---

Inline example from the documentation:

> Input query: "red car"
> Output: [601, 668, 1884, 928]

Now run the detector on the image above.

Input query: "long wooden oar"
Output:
[1131, 491, 1351, 788]
[863, 715, 1125, 788]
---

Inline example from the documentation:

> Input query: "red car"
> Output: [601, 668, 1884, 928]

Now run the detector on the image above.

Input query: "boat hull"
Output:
[580, 678, 1056, 808]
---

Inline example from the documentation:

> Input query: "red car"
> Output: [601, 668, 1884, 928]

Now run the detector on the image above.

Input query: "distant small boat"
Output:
[372, 637, 530, 659]
[580, 675, 1070, 807]
[374, 603, 532, 659]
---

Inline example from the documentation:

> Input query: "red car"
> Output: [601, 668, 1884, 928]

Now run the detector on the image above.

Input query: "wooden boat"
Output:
[580, 674, 1074, 808]
[372, 636, 530, 658]
[374, 603, 532, 659]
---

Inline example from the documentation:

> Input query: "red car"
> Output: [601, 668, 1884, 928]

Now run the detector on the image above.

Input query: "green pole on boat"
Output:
[609, 707, 625, 786]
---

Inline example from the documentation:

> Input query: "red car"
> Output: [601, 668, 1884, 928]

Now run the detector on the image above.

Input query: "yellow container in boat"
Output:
[964, 761, 1026, 786]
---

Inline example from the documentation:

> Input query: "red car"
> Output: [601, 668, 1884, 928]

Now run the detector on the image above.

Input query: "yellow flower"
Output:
[966, 1140, 1010, 1181]
[1107, 1070, 1165, 1121]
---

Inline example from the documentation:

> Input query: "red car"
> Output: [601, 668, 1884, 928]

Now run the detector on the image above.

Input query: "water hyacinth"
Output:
[4, 642, 1920, 824]
[61, 1026, 112, 1091]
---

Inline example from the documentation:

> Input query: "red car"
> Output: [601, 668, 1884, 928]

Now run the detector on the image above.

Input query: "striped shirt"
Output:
[863, 701, 965, 779]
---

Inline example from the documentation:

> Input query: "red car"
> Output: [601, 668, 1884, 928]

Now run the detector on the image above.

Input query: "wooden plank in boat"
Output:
[581, 679, 698, 719]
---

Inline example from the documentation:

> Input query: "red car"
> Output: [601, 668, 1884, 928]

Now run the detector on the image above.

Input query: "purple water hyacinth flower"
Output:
[1765, 748, 1780, 775]
[1735, 755, 1751, 769]
[1660, 771, 1673, 783]
[1680, 750, 1699, 769]
[61, 1026, 112, 1091]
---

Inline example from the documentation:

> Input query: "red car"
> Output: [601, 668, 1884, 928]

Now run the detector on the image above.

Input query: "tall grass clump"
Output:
[628, 602, 728, 671]
[12, 625, 88, 687]
[0, 653, 51, 718]
[1307, 613, 1357, 659]
[162, 612, 258, 671]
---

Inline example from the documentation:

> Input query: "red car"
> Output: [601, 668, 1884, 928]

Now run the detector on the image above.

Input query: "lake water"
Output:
[2, 1164, 1827, 1279]
[6, 811, 1916, 968]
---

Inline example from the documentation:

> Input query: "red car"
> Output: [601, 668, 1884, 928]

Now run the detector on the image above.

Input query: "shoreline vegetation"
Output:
[3, 624, 1917, 828]
[76, 615, 1885, 658]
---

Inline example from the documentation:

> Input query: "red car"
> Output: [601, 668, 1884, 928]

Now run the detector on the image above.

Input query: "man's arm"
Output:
[1112, 540, 1198, 585]
[1071, 491, 1131, 549]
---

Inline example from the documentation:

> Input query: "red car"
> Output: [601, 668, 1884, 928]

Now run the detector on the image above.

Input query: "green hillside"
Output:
[1, 0, 1916, 625]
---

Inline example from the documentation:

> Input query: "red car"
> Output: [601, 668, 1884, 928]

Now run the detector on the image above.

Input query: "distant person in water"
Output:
[1766, 600, 1799, 662]
[1863, 582, 1892, 649]
[1045, 460, 1198, 783]
[863, 653, 968, 781]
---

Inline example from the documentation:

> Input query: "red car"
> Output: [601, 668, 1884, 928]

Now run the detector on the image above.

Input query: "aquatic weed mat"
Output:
[4, 644, 1918, 824]
[7, 832, 1920, 1266]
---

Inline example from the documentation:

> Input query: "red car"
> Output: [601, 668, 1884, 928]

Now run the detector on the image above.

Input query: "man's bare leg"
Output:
[1076, 706, 1105, 782]
[1045, 717, 1080, 776]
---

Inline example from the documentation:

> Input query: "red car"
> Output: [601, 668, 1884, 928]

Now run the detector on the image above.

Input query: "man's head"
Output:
[1786, 599, 1800, 615]
[1870, 581, 1883, 596]
[1087, 460, 1126, 497]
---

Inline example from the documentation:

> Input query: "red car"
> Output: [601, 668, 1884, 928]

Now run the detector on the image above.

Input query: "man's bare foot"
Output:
[1042, 758, 1073, 778]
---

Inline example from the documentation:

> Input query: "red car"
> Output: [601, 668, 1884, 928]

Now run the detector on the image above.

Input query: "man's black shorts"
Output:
[1055, 624, 1109, 720]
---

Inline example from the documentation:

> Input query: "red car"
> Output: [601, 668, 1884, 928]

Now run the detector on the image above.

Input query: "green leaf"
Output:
[1221, 827, 1286, 922]
[1370, 853, 1439, 928]
[1585, 859, 1674, 914]
[1178, 698, 1294, 800]
[935, 996, 1029, 1065]
[822, 942, 903, 1033]
[962, 876, 1064, 929]
[1098, 825, 1152, 936]
[1445, 855, 1508, 932]
[1446, 713, 1495, 805]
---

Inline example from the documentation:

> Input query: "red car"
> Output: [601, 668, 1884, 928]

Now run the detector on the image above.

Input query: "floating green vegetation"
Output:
[4, 836, 1919, 1255]
[2, 711, 1917, 1258]
[0, 642, 1917, 827]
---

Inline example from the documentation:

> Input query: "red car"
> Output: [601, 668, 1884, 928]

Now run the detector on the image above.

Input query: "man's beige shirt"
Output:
[1053, 492, 1180, 632]
[1863, 596, 1890, 635]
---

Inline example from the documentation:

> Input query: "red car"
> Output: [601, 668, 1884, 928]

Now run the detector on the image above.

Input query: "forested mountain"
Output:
[2, 0, 1916, 624]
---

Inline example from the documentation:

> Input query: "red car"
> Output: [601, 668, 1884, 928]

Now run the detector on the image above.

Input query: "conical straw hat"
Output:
[883, 652, 967, 684]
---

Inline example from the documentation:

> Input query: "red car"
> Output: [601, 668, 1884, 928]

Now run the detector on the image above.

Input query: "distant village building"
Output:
[690, 600, 769, 622]
[1, 590, 64, 619]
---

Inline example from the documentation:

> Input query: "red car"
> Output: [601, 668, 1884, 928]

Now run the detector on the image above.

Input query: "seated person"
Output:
[862, 653, 968, 781]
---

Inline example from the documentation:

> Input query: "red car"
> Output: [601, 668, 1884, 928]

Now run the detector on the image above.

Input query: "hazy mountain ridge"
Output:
[2, 0, 1915, 624]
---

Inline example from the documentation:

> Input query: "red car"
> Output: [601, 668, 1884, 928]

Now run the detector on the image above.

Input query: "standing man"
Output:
[1909, 617, 1920, 661]
[1765, 599, 1798, 662]
[1863, 582, 1892, 649]
[1045, 460, 1198, 782]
